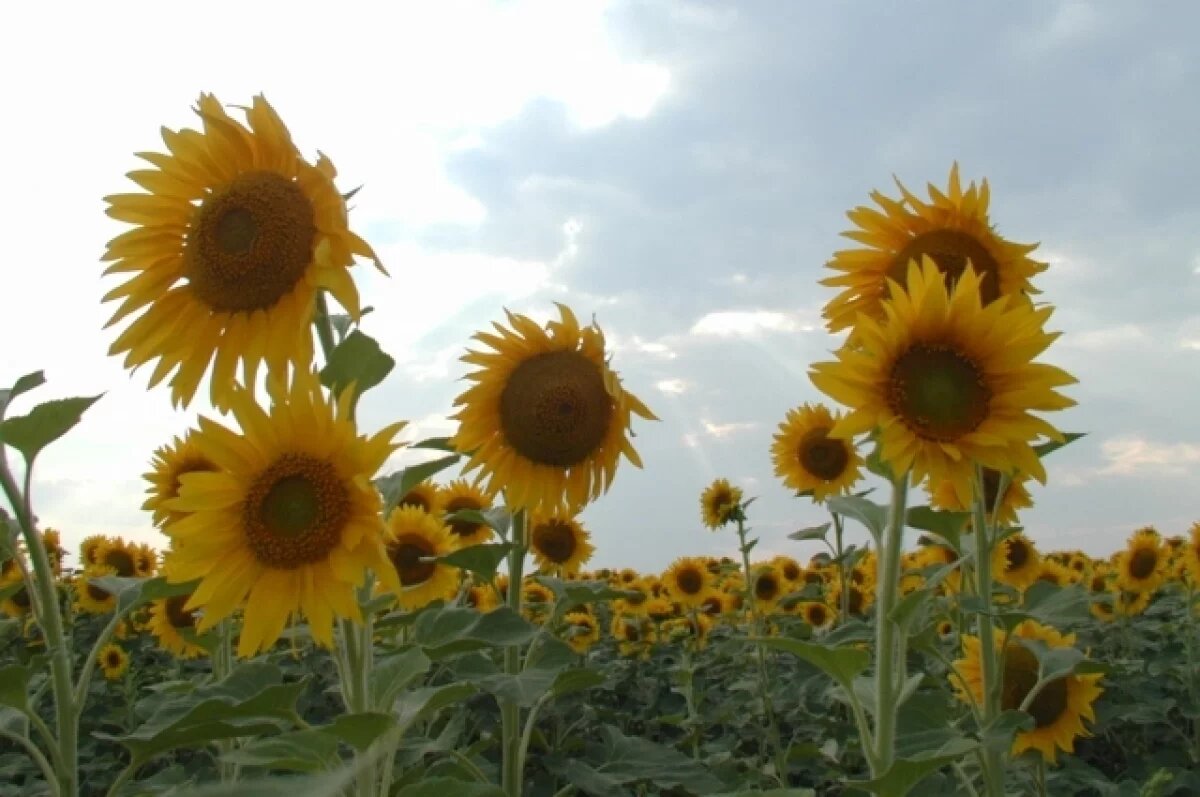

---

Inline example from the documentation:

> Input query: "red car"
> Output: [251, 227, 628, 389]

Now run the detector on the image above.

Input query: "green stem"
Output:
[1185, 585, 1200, 762]
[501, 510, 527, 797]
[314, 292, 338, 364]
[0, 457, 76, 797]
[871, 471, 909, 775]
[0, 726, 60, 797]
[831, 513, 851, 624]
[212, 619, 238, 785]
[971, 464, 1004, 797]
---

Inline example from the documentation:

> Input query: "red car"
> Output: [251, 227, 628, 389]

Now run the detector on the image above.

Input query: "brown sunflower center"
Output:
[675, 567, 704, 595]
[87, 581, 112, 602]
[103, 548, 137, 577]
[780, 560, 802, 581]
[399, 490, 433, 513]
[104, 651, 122, 668]
[708, 489, 734, 519]
[889, 229, 1001, 304]
[798, 427, 850, 481]
[1001, 644, 1068, 729]
[888, 344, 991, 442]
[11, 586, 30, 610]
[1128, 547, 1159, 580]
[622, 621, 641, 642]
[701, 595, 724, 615]
[243, 454, 350, 569]
[165, 594, 196, 629]
[847, 587, 864, 615]
[499, 350, 613, 468]
[1006, 539, 1031, 571]
[445, 495, 485, 538]
[388, 533, 438, 586]
[807, 604, 828, 626]
[184, 170, 317, 313]
[754, 572, 780, 602]
[532, 520, 578, 565]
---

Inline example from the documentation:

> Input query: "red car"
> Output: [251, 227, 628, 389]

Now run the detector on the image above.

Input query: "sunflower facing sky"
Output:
[160, 369, 405, 656]
[770, 403, 863, 502]
[810, 258, 1076, 501]
[102, 93, 381, 409]
[450, 304, 656, 515]
[821, 163, 1045, 336]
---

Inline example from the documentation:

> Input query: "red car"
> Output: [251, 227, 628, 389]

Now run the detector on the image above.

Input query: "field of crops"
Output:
[2, 91, 1198, 797]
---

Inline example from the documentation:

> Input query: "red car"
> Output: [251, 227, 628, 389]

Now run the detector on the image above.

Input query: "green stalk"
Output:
[212, 619, 238, 785]
[831, 512, 851, 624]
[0, 458, 76, 797]
[501, 510, 527, 797]
[1185, 584, 1200, 763]
[971, 464, 1004, 797]
[871, 471, 909, 774]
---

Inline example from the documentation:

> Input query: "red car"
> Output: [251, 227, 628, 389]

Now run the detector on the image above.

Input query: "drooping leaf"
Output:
[826, 494, 887, 540]
[0, 664, 30, 714]
[369, 646, 432, 711]
[219, 730, 339, 773]
[788, 523, 830, 542]
[0, 394, 102, 464]
[1033, 432, 1085, 459]
[412, 606, 538, 660]
[756, 637, 870, 693]
[0, 371, 45, 417]
[325, 712, 397, 752]
[847, 737, 977, 796]
[318, 330, 394, 403]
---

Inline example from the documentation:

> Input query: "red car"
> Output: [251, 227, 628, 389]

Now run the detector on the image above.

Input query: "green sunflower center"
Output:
[185, 170, 316, 313]
[532, 520, 578, 565]
[499, 350, 614, 468]
[244, 454, 349, 569]
[388, 534, 437, 586]
[1001, 644, 1068, 729]
[675, 566, 704, 595]
[444, 495, 485, 538]
[888, 343, 991, 442]
[890, 229, 1001, 304]
[1128, 547, 1159, 580]
[165, 594, 196, 629]
[799, 427, 850, 481]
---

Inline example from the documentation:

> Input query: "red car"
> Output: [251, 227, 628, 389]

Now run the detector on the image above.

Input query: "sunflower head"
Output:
[801, 600, 835, 630]
[993, 533, 1042, 591]
[663, 557, 713, 608]
[40, 529, 66, 576]
[529, 512, 595, 576]
[382, 506, 460, 611]
[80, 535, 108, 568]
[438, 480, 495, 548]
[562, 611, 600, 655]
[144, 433, 219, 528]
[149, 593, 207, 659]
[450, 305, 655, 515]
[397, 480, 442, 515]
[1116, 527, 1166, 594]
[99, 643, 130, 681]
[931, 468, 1034, 527]
[700, 478, 743, 529]
[811, 257, 1075, 497]
[821, 163, 1045, 336]
[751, 564, 785, 611]
[771, 403, 863, 501]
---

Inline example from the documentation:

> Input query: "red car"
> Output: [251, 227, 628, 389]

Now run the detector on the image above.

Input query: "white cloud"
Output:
[1060, 324, 1148, 350]
[701, 419, 757, 439]
[1098, 436, 1200, 477]
[656, 379, 688, 394]
[690, 310, 804, 338]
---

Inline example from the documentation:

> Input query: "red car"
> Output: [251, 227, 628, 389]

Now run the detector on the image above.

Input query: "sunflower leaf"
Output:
[410, 436, 459, 452]
[0, 394, 102, 466]
[319, 330, 395, 406]
[0, 664, 30, 714]
[905, 506, 970, 551]
[440, 543, 513, 580]
[0, 371, 45, 419]
[376, 455, 461, 514]
[1033, 432, 1085, 459]
[845, 736, 977, 796]
[754, 637, 870, 693]
[826, 495, 887, 540]
[788, 523, 831, 542]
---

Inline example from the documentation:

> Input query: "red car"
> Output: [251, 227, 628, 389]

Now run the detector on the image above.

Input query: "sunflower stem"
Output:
[0, 454, 76, 797]
[871, 470, 909, 777]
[212, 618, 238, 785]
[831, 512, 851, 624]
[501, 509, 527, 797]
[971, 464, 1005, 797]
[314, 291, 338, 365]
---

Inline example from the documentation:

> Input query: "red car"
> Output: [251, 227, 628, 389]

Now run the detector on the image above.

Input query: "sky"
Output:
[2, 0, 1199, 572]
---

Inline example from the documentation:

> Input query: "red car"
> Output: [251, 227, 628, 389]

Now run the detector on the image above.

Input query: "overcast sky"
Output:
[2, 1, 1199, 571]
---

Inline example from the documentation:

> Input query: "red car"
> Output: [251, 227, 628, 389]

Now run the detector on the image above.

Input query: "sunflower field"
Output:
[2, 95, 1199, 797]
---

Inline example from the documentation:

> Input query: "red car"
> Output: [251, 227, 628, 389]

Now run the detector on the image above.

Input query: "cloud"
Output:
[1098, 436, 1200, 476]
[689, 310, 811, 338]
[656, 378, 688, 394]
[701, 419, 757, 439]
[1059, 324, 1148, 350]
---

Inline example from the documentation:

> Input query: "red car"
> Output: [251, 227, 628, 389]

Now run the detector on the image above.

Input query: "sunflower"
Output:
[562, 611, 600, 654]
[438, 480, 494, 548]
[381, 506, 460, 611]
[828, 577, 873, 618]
[74, 566, 118, 615]
[612, 613, 657, 658]
[521, 580, 556, 623]
[811, 258, 1075, 500]
[613, 578, 652, 616]
[771, 403, 863, 501]
[645, 597, 676, 623]
[40, 529, 66, 577]
[930, 468, 1034, 527]
[161, 369, 405, 657]
[148, 593, 207, 659]
[1035, 559, 1073, 589]
[102, 93, 381, 409]
[1112, 588, 1151, 618]
[1116, 527, 1166, 594]
[821, 163, 1045, 336]
[700, 478, 743, 529]
[800, 601, 835, 631]
[699, 591, 731, 618]
[80, 535, 108, 568]
[0, 563, 31, 619]
[144, 433, 218, 528]
[1186, 522, 1200, 585]
[993, 533, 1041, 591]
[936, 619, 955, 638]
[98, 644, 130, 681]
[664, 613, 713, 651]
[464, 582, 501, 613]
[663, 557, 713, 608]
[751, 565, 785, 612]
[772, 555, 804, 586]
[953, 620, 1102, 763]
[450, 304, 655, 515]
[95, 538, 141, 580]
[529, 512, 595, 575]
[396, 480, 442, 515]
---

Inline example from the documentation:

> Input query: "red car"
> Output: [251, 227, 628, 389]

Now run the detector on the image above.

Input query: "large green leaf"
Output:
[0, 371, 44, 418]
[88, 575, 199, 614]
[0, 664, 30, 714]
[440, 543, 513, 580]
[547, 725, 723, 795]
[905, 505, 969, 550]
[0, 394, 102, 464]
[826, 494, 887, 540]
[325, 712, 397, 752]
[393, 780, 504, 797]
[788, 523, 830, 542]
[394, 682, 477, 731]
[756, 637, 870, 693]
[318, 329, 395, 403]
[219, 730, 339, 773]
[412, 606, 537, 659]
[376, 454, 461, 514]
[847, 737, 977, 796]
[369, 646, 431, 710]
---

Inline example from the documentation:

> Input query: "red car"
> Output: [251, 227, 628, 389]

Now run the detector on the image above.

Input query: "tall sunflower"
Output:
[771, 403, 863, 501]
[381, 506, 460, 611]
[438, 480, 495, 548]
[161, 370, 405, 656]
[102, 93, 381, 409]
[1115, 527, 1166, 594]
[144, 433, 218, 528]
[821, 163, 1044, 335]
[953, 620, 1102, 763]
[529, 512, 594, 575]
[700, 478, 743, 529]
[930, 467, 1034, 526]
[810, 258, 1075, 500]
[662, 557, 713, 608]
[450, 304, 655, 515]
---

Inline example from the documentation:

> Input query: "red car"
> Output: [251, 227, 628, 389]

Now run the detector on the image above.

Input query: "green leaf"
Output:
[826, 494, 887, 539]
[0, 394, 102, 464]
[160, 767, 360, 797]
[394, 682, 477, 731]
[410, 436, 459, 452]
[788, 523, 830, 542]
[847, 737, 977, 796]
[394, 780, 504, 797]
[413, 606, 537, 660]
[440, 543, 513, 580]
[369, 646, 431, 711]
[1033, 432, 1085, 459]
[0, 371, 45, 418]
[318, 330, 394, 403]
[376, 455, 461, 514]
[542, 577, 630, 622]
[88, 575, 199, 615]
[905, 505, 970, 550]
[325, 712, 396, 752]
[562, 724, 724, 793]
[979, 710, 1033, 755]
[549, 667, 606, 699]
[756, 637, 870, 692]
[0, 665, 30, 714]
[1017, 582, 1092, 626]
[219, 730, 339, 773]
[889, 587, 933, 634]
